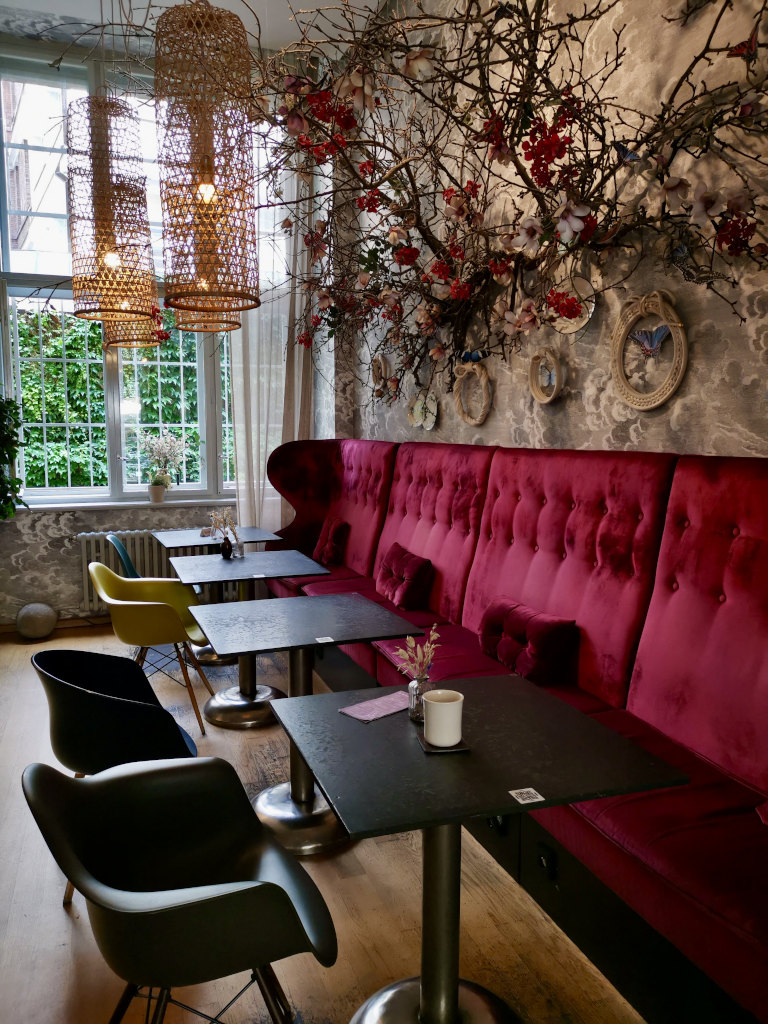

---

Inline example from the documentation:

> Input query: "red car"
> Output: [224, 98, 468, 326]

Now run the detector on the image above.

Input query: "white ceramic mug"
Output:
[423, 689, 464, 747]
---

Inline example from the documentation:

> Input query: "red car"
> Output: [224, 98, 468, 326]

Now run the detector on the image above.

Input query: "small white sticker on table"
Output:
[315, 636, 334, 643]
[509, 787, 544, 804]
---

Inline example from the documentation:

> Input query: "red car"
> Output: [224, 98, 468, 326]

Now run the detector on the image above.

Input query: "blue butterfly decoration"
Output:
[539, 363, 556, 389]
[613, 141, 640, 165]
[460, 349, 489, 363]
[629, 324, 670, 360]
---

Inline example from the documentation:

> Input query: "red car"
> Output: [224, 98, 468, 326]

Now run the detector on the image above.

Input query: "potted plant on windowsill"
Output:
[142, 429, 187, 504]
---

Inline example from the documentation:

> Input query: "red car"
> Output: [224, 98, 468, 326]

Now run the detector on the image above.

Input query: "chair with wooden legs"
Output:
[88, 562, 215, 735]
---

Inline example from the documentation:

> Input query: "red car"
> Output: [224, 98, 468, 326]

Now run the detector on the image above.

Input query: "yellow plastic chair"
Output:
[89, 562, 215, 735]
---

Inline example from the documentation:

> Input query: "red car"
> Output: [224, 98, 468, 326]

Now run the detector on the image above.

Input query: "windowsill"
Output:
[13, 496, 236, 514]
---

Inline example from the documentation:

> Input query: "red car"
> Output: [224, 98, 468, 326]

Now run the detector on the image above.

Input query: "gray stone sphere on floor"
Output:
[16, 602, 58, 640]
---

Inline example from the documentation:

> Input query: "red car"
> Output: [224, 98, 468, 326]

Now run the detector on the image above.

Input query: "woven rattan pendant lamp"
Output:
[102, 315, 168, 350]
[174, 308, 241, 332]
[154, 0, 260, 315]
[66, 95, 157, 322]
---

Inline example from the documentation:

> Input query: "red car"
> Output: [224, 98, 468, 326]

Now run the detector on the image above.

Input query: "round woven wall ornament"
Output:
[529, 347, 564, 404]
[453, 362, 492, 426]
[611, 291, 688, 410]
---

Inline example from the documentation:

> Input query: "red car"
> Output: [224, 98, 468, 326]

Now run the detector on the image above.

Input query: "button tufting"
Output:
[733, 526, 740, 537]
[561, 552, 567, 560]
[534, 544, 539, 552]
[516, 494, 522, 502]
[637, 512, 643, 521]
[570, 502, 576, 510]
[510, 538, 514, 544]
[719, 593, 726, 603]
[593, 561, 599, 568]
[682, 518, 690, 529]
[541, 497, 547, 505]
[671, 580, 679, 591]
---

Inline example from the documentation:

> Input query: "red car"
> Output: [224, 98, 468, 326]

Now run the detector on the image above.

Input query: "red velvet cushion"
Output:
[312, 516, 350, 566]
[478, 599, 579, 686]
[375, 541, 434, 610]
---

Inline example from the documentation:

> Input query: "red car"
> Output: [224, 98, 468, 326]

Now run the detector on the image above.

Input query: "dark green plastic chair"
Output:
[105, 534, 141, 578]
[22, 757, 338, 1024]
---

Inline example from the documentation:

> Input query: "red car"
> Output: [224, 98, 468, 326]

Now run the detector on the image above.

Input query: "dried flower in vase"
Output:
[394, 624, 440, 681]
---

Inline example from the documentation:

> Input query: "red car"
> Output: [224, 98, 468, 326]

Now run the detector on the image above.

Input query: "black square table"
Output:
[173, 550, 329, 729]
[153, 526, 281, 668]
[152, 525, 280, 550]
[191, 593, 423, 855]
[272, 676, 688, 1024]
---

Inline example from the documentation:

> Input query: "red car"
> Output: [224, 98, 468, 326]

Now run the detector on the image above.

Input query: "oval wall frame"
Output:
[611, 291, 688, 411]
[529, 347, 564, 404]
[453, 362, 492, 426]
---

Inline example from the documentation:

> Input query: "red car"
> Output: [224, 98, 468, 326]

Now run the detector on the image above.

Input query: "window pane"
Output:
[220, 333, 235, 486]
[118, 319, 203, 488]
[11, 297, 108, 492]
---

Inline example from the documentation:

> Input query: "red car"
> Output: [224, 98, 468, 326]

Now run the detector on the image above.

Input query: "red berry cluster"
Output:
[358, 159, 374, 177]
[356, 189, 383, 213]
[463, 179, 480, 198]
[450, 279, 471, 300]
[579, 213, 598, 243]
[522, 90, 581, 190]
[716, 214, 757, 255]
[393, 245, 420, 267]
[488, 258, 511, 277]
[448, 238, 465, 260]
[297, 331, 313, 348]
[430, 260, 452, 281]
[305, 90, 357, 132]
[478, 112, 506, 147]
[546, 288, 583, 319]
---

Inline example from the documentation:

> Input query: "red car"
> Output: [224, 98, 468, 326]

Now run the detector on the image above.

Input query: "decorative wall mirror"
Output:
[611, 291, 688, 411]
[529, 347, 564, 404]
[550, 274, 596, 335]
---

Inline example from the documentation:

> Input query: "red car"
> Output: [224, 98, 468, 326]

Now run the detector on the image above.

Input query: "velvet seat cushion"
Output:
[532, 708, 768, 1021]
[478, 599, 579, 686]
[375, 542, 434, 609]
[313, 516, 350, 566]
[374, 622, 509, 687]
[267, 565, 360, 600]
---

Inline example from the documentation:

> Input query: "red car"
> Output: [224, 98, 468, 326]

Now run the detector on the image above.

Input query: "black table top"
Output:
[152, 526, 280, 549]
[271, 677, 688, 839]
[190, 592, 423, 657]
[170, 549, 328, 585]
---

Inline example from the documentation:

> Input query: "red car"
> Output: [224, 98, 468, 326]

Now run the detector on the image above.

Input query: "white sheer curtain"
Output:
[230, 166, 312, 532]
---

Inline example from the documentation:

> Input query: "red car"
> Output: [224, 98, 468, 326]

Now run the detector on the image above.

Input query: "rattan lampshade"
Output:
[174, 308, 241, 332]
[154, 0, 260, 314]
[102, 317, 165, 350]
[67, 95, 157, 322]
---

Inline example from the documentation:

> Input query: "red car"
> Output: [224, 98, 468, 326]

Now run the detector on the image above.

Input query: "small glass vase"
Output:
[408, 676, 435, 723]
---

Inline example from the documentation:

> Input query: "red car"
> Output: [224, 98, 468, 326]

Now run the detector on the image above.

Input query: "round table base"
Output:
[254, 781, 349, 856]
[203, 685, 285, 729]
[186, 642, 238, 667]
[349, 978, 519, 1024]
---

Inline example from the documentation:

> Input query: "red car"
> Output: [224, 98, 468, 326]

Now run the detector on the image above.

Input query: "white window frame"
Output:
[0, 38, 235, 507]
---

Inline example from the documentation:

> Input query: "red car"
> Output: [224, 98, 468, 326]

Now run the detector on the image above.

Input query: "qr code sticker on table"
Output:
[509, 787, 544, 804]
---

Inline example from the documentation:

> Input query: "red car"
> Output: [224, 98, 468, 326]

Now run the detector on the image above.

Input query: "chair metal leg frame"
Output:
[62, 771, 85, 906]
[135, 645, 178, 677]
[110, 970, 285, 1024]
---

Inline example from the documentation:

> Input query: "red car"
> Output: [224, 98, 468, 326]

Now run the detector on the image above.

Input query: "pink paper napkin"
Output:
[339, 690, 410, 722]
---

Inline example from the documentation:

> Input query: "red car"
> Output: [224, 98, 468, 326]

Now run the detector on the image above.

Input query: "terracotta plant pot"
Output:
[148, 484, 166, 504]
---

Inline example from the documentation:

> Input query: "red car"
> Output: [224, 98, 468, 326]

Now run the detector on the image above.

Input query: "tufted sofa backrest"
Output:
[462, 448, 677, 707]
[267, 439, 397, 573]
[628, 456, 768, 793]
[373, 442, 496, 624]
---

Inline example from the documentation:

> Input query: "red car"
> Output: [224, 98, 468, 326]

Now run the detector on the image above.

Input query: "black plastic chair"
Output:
[22, 757, 338, 1024]
[32, 649, 196, 903]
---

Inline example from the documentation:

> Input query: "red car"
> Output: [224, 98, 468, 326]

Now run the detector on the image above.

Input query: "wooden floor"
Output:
[0, 624, 646, 1024]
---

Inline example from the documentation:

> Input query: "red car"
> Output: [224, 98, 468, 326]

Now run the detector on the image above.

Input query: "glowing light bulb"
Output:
[199, 278, 209, 291]
[196, 153, 217, 204]
[104, 251, 121, 269]
[121, 300, 130, 310]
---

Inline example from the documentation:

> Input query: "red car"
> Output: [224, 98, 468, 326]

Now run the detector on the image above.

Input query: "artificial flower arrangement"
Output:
[141, 429, 187, 490]
[394, 624, 440, 682]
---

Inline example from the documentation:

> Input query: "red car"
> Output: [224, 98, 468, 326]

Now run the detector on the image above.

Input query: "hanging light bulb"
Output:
[66, 95, 157, 322]
[155, 0, 259, 314]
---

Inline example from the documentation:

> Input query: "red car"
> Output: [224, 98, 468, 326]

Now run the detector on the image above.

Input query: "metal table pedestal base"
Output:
[349, 978, 519, 1023]
[253, 781, 348, 856]
[203, 684, 283, 729]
